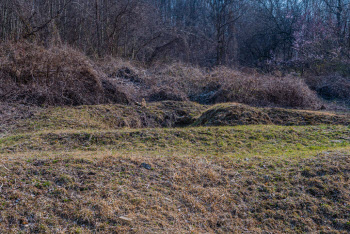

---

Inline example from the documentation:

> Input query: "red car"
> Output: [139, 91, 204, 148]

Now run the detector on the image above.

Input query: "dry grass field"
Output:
[1, 101, 350, 233]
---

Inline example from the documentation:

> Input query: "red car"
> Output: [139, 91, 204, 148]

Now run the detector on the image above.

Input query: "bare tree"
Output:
[0, 0, 348, 68]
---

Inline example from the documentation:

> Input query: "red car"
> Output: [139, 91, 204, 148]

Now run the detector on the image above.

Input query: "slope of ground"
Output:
[2, 101, 349, 136]
[1, 102, 350, 233]
[194, 103, 350, 126]
[1, 125, 350, 156]
[1, 101, 206, 134]
[0, 146, 349, 233]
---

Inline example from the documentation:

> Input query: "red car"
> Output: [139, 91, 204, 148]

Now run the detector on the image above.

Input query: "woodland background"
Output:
[1, 0, 349, 69]
[0, 0, 349, 108]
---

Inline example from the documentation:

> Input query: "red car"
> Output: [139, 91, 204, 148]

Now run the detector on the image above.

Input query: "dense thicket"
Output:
[1, 0, 349, 70]
[0, 42, 320, 108]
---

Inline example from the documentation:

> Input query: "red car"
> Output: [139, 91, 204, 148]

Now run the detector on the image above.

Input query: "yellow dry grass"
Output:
[1, 102, 350, 233]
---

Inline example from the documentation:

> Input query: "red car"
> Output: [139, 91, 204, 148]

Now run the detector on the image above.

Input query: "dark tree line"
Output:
[1, 0, 349, 68]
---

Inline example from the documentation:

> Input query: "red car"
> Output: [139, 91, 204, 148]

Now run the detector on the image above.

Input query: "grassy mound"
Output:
[2, 101, 349, 136]
[1, 101, 350, 232]
[4, 101, 206, 134]
[195, 103, 350, 126]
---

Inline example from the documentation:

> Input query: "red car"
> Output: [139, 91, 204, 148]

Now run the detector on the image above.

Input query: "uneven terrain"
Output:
[0, 101, 350, 233]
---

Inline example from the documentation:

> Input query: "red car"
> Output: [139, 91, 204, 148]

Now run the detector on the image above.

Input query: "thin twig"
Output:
[0, 164, 10, 171]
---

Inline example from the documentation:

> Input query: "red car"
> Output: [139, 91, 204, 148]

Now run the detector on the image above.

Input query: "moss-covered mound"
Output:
[4, 101, 206, 134]
[2, 101, 349, 136]
[195, 103, 350, 126]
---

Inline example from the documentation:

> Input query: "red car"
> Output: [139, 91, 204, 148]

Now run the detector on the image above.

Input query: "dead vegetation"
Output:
[137, 64, 321, 109]
[3, 101, 348, 136]
[0, 42, 325, 109]
[0, 102, 41, 135]
[0, 96, 349, 233]
[0, 42, 131, 106]
[200, 67, 321, 108]
[305, 74, 350, 106]
[1, 101, 207, 135]
[0, 42, 349, 233]
[195, 103, 350, 127]
[0, 151, 349, 233]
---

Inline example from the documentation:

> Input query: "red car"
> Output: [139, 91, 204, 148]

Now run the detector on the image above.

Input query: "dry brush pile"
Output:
[0, 42, 131, 106]
[0, 42, 324, 109]
[129, 64, 321, 109]
[305, 74, 350, 105]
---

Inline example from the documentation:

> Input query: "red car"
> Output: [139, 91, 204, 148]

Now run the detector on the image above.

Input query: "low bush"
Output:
[204, 67, 321, 108]
[0, 42, 323, 109]
[0, 42, 131, 106]
[143, 65, 321, 109]
[305, 74, 350, 104]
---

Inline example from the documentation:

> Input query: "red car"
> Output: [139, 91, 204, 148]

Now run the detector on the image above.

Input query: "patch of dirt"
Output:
[306, 74, 350, 103]
[148, 86, 188, 102]
[113, 67, 143, 83]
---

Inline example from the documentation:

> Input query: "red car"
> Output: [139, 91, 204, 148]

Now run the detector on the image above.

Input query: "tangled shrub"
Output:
[143, 65, 321, 109]
[0, 42, 322, 109]
[148, 86, 188, 102]
[0, 42, 131, 106]
[146, 63, 207, 96]
[305, 74, 350, 103]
